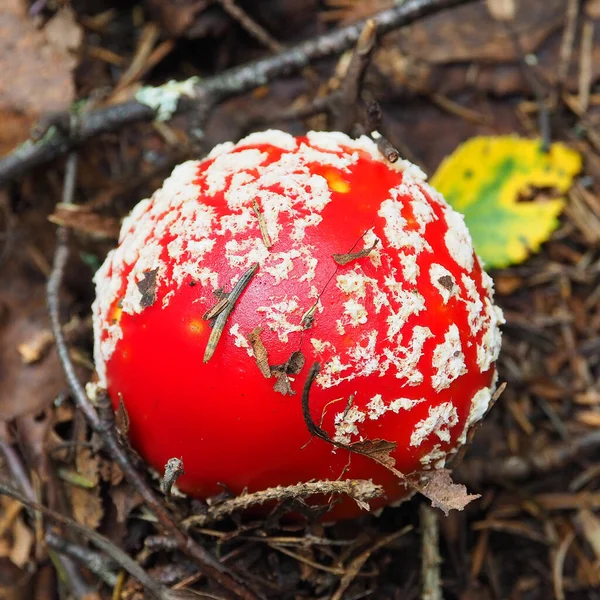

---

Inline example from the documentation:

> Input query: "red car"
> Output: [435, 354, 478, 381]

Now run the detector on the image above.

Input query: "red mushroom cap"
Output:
[92, 130, 504, 520]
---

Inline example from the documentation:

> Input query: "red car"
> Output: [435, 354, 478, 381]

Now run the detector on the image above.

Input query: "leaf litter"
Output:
[1, 1, 599, 598]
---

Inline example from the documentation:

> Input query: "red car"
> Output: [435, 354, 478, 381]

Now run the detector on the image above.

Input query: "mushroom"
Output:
[92, 130, 504, 520]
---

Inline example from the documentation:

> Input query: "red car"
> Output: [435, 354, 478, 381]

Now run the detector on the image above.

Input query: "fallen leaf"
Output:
[272, 350, 306, 396]
[111, 484, 143, 524]
[420, 469, 480, 515]
[14, 411, 52, 480]
[17, 329, 54, 364]
[272, 370, 294, 396]
[431, 136, 582, 269]
[586, 0, 600, 18]
[285, 350, 306, 375]
[145, 0, 210, 37]
[48, 204, 120, 239]
[575, 509, 600, 562]
[247, 327, 271, 378]
[137, 269, 158, 308]
[486, 0, 515, 21]
[0, 261, 66, 423]
[69, 448, 103, 529]
[394, 0, 567, 63]
[8, 520, 33, 569]
[0, 558, 33, 600]
[347, 439, 397, 468]
[43, 7, 83, 54]
[0, 4, 79, 156]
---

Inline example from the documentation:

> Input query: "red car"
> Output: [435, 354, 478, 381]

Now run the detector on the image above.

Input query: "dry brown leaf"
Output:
[0, 558, 33, 600]
[14, 411, 52, 480]
[347, 438, 397, 468]
[586, 0, 600, 18]
[285, 350, 306, 375]
[111, 484, 143, 524]
[421, 469, 480, 515]
[98, 456, 124, 487]
[115, 397, 130, 436]
[17, 330, 54, 364]
[391, 0, 566, 63]
[44, 7, 83, 53]
[69, 448, 103, 529]
[575, 509, 600, 561]
[272, 350, 306, 396]
[272, 370, 294, 396]
[0, 112, 35, 158]
[8, 520, 33, 569]
[48, 204, 120, 239]
[0, 262, 66, 423]
[486, 0, 515, 21]
[247, 326, 271, 378]
[0, 6, 78, 117]
[137, 269, 158, 308]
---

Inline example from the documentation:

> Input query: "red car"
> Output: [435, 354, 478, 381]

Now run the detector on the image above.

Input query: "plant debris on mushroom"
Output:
[92, 130, 504, 520]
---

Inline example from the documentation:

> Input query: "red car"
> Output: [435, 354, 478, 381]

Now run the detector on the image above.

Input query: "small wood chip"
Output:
[247, 326, 271, 378]
[137, 269, 158, 308]
[438, 275, 454, 291]
[333, 239, 379, 266]
[253, 199, 273, 248]
[203, 263, 259, 363]
[203, 297, 229, 321]
[301, 303, 318, 329]
[273, 371, 294, 396]
[271, 350, 306, 396]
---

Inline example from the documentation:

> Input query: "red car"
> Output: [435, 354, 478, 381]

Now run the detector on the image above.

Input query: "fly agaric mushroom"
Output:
[92, 130, 504, 520]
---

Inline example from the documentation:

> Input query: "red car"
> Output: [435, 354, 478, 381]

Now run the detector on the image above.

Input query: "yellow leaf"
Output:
[431, 136, 582, 269]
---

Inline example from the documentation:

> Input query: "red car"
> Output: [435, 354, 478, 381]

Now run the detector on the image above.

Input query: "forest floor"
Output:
[0, 1, 599, 599]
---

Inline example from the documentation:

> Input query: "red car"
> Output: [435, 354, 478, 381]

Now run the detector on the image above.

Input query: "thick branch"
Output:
[0, 0, 476, 185]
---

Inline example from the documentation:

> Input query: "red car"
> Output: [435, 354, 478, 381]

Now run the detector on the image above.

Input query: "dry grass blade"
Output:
[552, 530, 575, 600]
[252, 200, 273, 248]
[332, 527, 411, 600]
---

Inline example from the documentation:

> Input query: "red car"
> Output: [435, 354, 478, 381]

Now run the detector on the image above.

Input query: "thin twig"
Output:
[457, 430, 600, 484]
[503, 22, 552, 151]
[557, 0, 579, 86]
[46, 530, 119, 587]
[331, 527, 412, 600]
[0, 0, 477, 185]
[183, 480, 384, 527]
[420, 504, 442, 600]
[578, 19, 594, 114]
[204, 263, 259, 362]
[46, 157, 261, 600]
[330, 18, 377, 132]
[0, 480, 169, 599]
[218, 0, 283, 53]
